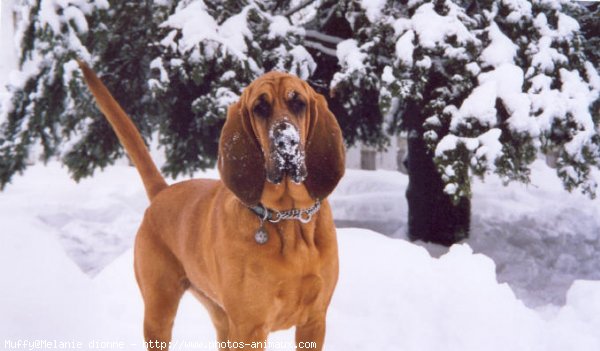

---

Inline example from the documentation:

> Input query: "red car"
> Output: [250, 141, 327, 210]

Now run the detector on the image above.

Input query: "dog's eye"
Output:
[253, 98, 271, 118]
[288, 95, 306, 115]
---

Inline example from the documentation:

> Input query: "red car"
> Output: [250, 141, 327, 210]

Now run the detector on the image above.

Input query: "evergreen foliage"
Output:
[1, 0, 598, 206]
[148, 0, 314, 177]
[331, 0, 599, 200]
[0, 0, 108, 186]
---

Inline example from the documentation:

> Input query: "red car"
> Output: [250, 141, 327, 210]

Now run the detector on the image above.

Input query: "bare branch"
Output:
[305, 30, 343, 45]
[303, 40, 338, 57]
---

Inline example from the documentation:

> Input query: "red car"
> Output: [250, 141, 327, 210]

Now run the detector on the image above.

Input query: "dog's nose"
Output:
[268, 121, 307, 184]
[271, 121, 300, 156]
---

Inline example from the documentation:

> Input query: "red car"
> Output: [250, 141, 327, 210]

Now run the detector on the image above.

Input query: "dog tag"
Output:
[254, 226, 269, 245]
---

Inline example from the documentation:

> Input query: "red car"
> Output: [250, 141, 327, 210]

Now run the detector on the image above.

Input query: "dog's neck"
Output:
[257, 179, 323, 251]
[260, 179, 315, 210]
[274, 219, 319, 254]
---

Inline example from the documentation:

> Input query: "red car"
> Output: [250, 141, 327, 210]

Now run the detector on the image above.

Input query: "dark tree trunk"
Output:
[404, 101, 470, 246]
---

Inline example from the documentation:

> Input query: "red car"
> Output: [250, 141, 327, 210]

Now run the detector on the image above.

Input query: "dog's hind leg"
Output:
[134, 223, 187, 350]
[190, 289, 230, 349]
[226, 322, 269, 351]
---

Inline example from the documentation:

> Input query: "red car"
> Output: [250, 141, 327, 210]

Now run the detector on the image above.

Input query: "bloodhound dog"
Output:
[78, 62, 345, 350]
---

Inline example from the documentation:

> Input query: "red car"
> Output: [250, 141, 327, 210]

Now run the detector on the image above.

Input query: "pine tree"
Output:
[330, 0, 599, 244]
[0, 0, 109, 186]
[0, 0, 174, 185]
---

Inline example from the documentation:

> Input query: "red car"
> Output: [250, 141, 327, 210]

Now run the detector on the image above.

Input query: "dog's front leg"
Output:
[226, 322, 269, 350]
[295, 316, 326, 351]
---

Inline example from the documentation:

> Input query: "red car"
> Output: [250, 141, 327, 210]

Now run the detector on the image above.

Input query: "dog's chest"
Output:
[271, 273, 324, 328]
[259, 222, 337, 328]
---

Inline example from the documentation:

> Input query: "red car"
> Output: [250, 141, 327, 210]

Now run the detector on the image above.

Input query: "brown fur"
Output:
[78, 62, 345, 350]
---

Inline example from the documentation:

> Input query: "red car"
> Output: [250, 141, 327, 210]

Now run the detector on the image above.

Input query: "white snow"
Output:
[331, 160, 600, 307]
[159, 29, 178, 51]
[584, 61, 600, 91]
[219, 9, 253, 57]
[559, 68, 596, 131]
[381, 65, 395, 84]
[332, 39, 368, 88]
[525, 64, 599, 167]
[395, 30, 415, 66]
[39, 0, 62, 33]
[38, 0, 103, 35]
[557, 13, 580, 39]
[161, 1, 219, 54]
[335, 39, 366, 74]
[474, 128, 503, 170]
[214, 87, 239, 109]
[530, 35, 567, 73]
[1, 161, 600, 350]
[444, 182, 458, 195]
[269, 122, 304, 179]
[410, 2, 477, 50]
[63, 5, 89, 33]
[435, 133, 459, 158]
[454, 80, 498, 129]
[416, 57, 432, 70]
[482, 64, 534, 135]
[288, 45, 316, 80]
[465, 62, 480, 76]
[62, 59, 80, 89]
[480, 23, 517, 68]
[435, 128, 503, 172]
[359, 0, 387, 23]
[268, 15, 301, 39]
[392, 18, 412, 35]
[160, 1, 253, 60]
[501, 0, 533, 23]
[447, 62, 534, 147]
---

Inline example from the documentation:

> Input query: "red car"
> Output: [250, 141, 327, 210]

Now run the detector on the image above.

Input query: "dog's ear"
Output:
[304, 87, 345, 200]
[218, 100, 266, 206]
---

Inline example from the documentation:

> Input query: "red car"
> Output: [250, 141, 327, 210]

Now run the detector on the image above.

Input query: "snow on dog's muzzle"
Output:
[267, 121, 307, 184]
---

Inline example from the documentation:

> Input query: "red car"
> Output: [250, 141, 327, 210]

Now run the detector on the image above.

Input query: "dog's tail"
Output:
[77, 61, 167, 200]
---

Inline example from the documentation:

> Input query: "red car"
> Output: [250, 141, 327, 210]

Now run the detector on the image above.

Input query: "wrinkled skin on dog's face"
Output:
[218, 71, 345, 209]
[245, 74, 310, 185]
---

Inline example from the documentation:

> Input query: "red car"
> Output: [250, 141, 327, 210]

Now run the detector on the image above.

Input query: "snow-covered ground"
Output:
[1, 161, 600, 350]
[331, 160, 600, 307]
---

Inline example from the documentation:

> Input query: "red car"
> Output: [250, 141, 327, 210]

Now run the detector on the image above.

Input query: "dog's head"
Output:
[218, 72, 345, 206]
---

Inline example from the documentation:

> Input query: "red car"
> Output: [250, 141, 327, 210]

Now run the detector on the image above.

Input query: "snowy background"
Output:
[1, 159, 600, 350]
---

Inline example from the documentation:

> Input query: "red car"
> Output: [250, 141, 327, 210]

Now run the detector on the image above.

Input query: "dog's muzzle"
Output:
[267, 121, 307, 184]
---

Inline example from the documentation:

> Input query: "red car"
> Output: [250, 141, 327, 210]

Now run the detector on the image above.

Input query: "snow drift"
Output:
[1, 162, 600, 350]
